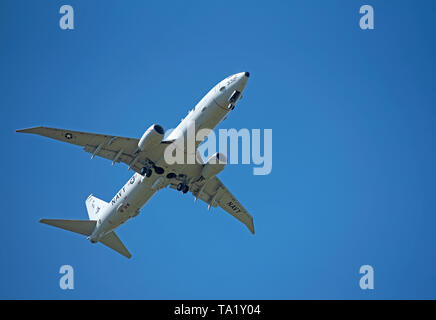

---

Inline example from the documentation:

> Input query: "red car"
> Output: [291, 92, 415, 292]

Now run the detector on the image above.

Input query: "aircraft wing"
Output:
[16, 126, 162, 173]
[188, 176, 255, 234]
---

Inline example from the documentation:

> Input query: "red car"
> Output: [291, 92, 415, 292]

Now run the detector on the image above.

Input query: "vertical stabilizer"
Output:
[85, 194, 108, 220]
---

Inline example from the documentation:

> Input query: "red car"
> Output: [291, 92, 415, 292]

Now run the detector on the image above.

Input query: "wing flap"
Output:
[82, 145, 135, 165]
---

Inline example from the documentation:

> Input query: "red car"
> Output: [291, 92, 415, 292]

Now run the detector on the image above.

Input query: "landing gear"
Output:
[182, 185, 189, 194]
[177, 183, 189, 194]
[140, 167, 152, 177]
[140, 159, 164, 177]
[154, 166, 165, 175]
[166, 172, 177, 179]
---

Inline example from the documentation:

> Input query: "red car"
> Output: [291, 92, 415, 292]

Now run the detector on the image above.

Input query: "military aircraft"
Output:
[17, 72, 254, 258]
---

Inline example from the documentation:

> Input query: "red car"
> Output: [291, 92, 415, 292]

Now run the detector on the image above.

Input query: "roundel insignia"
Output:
[65, 132, 73, 140]
[130, 176, 135, 184]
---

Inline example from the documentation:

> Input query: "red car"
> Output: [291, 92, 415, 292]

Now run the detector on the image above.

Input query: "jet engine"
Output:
[137, 124, 165, 152]
[201, 152, 226, 179]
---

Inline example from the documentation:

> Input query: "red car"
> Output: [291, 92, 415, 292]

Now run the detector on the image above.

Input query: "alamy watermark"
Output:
[359, 5, 374, 30]
[163, 121, 272, 176]
[59, 5, 74, 30]
[59, 265, 74, 290]
[359, 265, 374, 290]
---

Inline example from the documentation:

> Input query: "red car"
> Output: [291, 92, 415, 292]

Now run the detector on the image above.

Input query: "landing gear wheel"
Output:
[177, 183, 184, 191]
[154, 166, 164, 175]
[182, 185, 189, 194]
[141, 167, 152, 177]
[166, 173, 176, 179]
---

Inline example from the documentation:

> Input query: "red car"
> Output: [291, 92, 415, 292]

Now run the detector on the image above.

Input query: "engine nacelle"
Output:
[201, 152, 226, 179]
[137, 124, 165, 152]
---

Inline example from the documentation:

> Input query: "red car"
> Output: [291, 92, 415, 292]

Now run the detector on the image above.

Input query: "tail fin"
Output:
[85, 194, 108, 220]
[40, 219, 96, 236]
[100, 231, 132, 259]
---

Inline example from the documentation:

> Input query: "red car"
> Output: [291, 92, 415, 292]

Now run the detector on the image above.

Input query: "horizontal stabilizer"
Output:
[40, 219, 96, 236]
[100, 231, 132, 259]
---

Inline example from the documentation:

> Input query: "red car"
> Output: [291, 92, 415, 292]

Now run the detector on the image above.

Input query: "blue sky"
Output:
[1, 0, 436, 299]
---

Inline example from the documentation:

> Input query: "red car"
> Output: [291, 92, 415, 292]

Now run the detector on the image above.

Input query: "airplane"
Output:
[16, 72, 254, 258]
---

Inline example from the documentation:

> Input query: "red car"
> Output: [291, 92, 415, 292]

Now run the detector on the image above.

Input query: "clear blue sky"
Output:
[1, 0, 436, 299]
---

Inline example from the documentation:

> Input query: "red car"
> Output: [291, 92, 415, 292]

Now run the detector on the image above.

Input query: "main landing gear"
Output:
[167, 173, 188, 194]
[140, 165, 165, 178]
[177, 183, 189, 194]
[154, 166, 164, 175]
[140, 167, 152, 177]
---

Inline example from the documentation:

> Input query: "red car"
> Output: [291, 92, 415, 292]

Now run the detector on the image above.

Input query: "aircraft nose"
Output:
[235, 72, 249, 90]
[213, 72, 249, 107]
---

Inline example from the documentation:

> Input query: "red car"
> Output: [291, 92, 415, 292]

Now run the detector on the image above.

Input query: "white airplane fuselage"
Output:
[88, 72, 249, 243]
